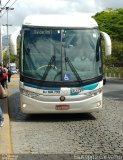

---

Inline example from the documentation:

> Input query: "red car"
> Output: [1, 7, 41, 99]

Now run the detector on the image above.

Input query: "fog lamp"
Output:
[22, 104, 27, 108]
[97, 101, 101, 107]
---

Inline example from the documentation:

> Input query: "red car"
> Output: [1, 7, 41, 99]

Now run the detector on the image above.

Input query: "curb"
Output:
[0, 98, 13, 154]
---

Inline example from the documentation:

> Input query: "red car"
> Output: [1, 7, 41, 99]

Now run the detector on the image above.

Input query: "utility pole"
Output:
[0, 1, 14, 65]
[3, 7, 14, 67]
[0, 0, 2, 63]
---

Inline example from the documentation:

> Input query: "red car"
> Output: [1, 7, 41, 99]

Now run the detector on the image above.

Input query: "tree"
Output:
[93, 8, 123, 41]
[93, 8, 123, 67]
[2, 51, 8, 65]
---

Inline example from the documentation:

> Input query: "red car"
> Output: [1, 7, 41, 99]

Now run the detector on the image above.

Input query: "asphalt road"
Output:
[8, 79, 123, 158]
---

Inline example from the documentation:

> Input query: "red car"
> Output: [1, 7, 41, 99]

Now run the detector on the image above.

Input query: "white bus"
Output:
[10, 63, 17, 74]
[10, 14, 111, 113]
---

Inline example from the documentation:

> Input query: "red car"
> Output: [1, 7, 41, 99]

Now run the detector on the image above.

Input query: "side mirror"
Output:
[103, 77, 106, 85]
[10, 29, 21, 55]
[100, 31, 112, 56]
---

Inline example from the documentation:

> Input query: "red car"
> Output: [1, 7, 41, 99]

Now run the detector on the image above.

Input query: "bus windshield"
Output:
[22, 27, 102, 83]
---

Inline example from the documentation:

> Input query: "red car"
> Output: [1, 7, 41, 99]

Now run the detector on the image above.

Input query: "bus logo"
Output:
[72, 88, 82, 93]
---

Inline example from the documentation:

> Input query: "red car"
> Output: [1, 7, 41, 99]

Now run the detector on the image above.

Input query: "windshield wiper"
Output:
[41, 46, 56, 81]
[64, 48, 83, 84]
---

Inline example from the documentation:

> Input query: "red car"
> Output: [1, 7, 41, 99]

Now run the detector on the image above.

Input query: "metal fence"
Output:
[104, 67, 123, 79]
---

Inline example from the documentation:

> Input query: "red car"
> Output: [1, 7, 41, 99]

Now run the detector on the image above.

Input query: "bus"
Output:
[10, 14, 111, 113]
[10, 63, 17, 74]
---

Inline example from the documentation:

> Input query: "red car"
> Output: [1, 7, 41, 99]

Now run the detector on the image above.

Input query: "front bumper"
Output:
[20, 93, 102, 114]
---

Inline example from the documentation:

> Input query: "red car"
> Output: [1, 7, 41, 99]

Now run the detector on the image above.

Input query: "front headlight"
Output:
[20, 88, 40, 98]
[84, 88, 102, 97]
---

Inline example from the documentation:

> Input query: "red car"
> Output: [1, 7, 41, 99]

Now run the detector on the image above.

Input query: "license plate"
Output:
[55, 105, 70, 110]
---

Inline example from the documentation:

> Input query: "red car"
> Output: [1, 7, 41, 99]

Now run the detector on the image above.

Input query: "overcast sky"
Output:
[1, 0, 123, 35]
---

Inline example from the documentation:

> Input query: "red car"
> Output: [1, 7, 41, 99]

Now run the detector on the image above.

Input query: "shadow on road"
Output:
[23, 113, 96, 122]
[8, 92, 96, 122]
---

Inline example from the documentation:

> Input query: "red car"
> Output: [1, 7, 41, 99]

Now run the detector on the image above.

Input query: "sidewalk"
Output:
[0, 98, 13, 154]
[0, 74, 19, 154]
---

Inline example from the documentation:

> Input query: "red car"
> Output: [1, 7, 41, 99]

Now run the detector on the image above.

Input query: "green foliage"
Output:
[112, 40, 123, 66]
[93, 8, 123, 67]
[104, 67, 123, 78]
[93, 8, 123, 41]
[9, 38, 20, 68]
[103, 40, 123, 67]
[3, 51, 8, 66]
[3, 49, 19, 68]
[10, 54, 19, 68]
